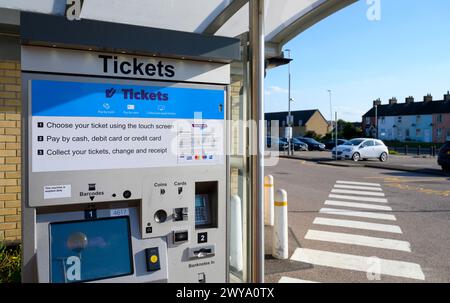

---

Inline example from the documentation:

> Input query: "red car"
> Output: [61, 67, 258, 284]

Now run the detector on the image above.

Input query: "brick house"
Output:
[265, 109, 329, 138]
[362, 93, 450, 143]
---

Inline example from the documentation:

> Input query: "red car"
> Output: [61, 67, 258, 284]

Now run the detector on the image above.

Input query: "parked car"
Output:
[266, 136, 288, 151]
[324, 139, 350, 150]
[280, 137, 308, 151]
[296, 137, 326, 151]
[437, 141, 450, 172]
[332, 138, 389, 162]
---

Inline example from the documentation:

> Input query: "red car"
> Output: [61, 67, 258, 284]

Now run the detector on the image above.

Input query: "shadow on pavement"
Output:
[264, 225, 313, 276]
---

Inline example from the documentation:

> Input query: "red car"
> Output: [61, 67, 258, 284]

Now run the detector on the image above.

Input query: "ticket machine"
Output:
[21, 13, 239, 283]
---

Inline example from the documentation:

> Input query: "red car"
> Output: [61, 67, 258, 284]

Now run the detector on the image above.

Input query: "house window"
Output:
[298, 120, 303, 127]
[381, 117, 385, 124]
[437, 114, 443, 123]
[365, 117, 370, 124]
[416, 115, 421, 124]
[405, 129, 410, 137]
[437, 128, 442, 138]
[398, 116, 402, 123]
[416, 129, 421, 136]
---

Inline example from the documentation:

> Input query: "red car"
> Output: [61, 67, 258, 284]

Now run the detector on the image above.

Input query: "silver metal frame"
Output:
[249, 0, 265, 283]
[202, 0, 249, 35]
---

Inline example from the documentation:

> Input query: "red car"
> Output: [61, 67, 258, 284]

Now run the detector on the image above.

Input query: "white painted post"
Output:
[264, 175, 274, 226]
[230, 195, 243, 271]
[272, 189, 288, 259]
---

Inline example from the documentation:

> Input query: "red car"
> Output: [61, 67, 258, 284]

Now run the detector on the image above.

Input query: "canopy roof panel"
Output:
[217, 0, 326, 41]
[0, 0, 356, 49]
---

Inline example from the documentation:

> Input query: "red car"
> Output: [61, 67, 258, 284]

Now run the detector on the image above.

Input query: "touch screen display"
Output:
[49, 216, 133, 283]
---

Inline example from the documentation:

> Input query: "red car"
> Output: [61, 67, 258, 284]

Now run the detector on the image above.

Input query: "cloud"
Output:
[265, 85, 289, 96]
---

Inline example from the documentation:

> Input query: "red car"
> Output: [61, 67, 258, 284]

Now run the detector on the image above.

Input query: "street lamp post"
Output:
[335, 111, 338, 160]
[285, 49, 292, 155]
[327, 90, 334, 157]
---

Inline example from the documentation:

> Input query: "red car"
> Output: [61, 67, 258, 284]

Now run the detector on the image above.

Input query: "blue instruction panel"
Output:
[30, 79, 226, 172]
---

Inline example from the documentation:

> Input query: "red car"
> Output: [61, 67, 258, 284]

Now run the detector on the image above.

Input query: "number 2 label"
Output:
[197, 232, 208, 243]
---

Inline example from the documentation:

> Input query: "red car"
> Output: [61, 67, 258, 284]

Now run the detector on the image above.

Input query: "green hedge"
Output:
[0, 243, 21, 283]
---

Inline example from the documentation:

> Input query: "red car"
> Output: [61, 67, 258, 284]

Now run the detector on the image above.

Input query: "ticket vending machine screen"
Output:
[49, 217, 133, 283]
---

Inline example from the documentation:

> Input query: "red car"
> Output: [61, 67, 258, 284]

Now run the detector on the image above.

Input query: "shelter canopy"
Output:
[0, 0, 356, 56]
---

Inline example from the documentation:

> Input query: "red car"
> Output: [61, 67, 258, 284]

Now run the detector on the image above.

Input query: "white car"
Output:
[331, 138, 389, 162]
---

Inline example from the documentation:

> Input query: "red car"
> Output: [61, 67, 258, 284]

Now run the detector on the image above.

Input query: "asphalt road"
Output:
[264, 158, 450, 283]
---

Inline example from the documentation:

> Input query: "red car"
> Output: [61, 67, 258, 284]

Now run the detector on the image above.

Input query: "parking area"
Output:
[280, 150, 444, 173]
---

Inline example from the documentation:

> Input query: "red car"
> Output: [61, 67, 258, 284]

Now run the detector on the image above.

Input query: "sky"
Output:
[264, 0, 450, 122]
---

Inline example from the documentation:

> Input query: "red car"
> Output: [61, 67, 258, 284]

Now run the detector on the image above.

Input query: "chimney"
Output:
[424, 94, 433, 102]
[373, 98, 382, 107]
[389, 97, 397, 105]
[444, 91, 450, 101]
[405, 96, 414, 104]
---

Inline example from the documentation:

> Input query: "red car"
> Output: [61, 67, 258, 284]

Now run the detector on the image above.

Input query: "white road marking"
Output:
[329, 194, 388, 203]
[313, 217, 402, 234]
[337, 181, 381, 187]
[320, 208, 396, 221]
[290, 248, 425, 280]
[278, 277, 319, 283]
[331, 189, 385, 197]
[324, 200, 392, 211]
[305, 230, 411, 252]
[334, 184, 383, 191]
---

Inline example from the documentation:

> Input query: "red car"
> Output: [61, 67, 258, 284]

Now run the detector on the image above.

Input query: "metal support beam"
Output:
[249, 0, 264, 283]
[203, 0, 248, 35]
[269, 0, 357, 47]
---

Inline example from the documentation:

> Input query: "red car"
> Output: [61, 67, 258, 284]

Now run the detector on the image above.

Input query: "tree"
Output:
[330, 119, 363, 140]
[305, 130, 320, 140]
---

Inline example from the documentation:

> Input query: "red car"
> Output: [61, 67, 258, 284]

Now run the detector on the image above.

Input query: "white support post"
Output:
[264, 175, 274, 226]
[230, 195, 243, 272]
[272, 189, 288, 259]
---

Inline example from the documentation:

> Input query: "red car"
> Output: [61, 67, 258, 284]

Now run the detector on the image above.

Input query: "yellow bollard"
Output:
[264, 175, 274, 226]
[272, 189, 288, 259]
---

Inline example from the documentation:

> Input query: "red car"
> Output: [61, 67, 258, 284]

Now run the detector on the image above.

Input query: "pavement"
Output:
[280, 151, 446, 176]
[264, 158, 450, 283]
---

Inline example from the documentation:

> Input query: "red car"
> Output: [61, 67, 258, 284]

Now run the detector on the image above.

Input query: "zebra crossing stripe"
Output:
[319, 208, 396, 221]
[324, 200, 392, 211]
[336, 181, 381, 187]
[329, 194, 388, 203]
[331, 189, 385, 197]
[334, 184, 383, 191]
[313, 217, 402, 234]
[290, 248, 425, 280]
[305, 230, 411, 252]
